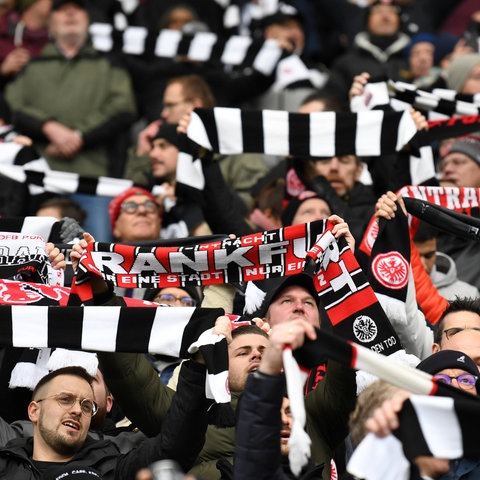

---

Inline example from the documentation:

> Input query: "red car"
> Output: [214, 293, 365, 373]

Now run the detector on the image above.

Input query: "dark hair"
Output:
[166, 75, 216, 108]
[37, 197, 88, 226]
[251, 178, 285, 217]
[433, 297, 480, 344]
[33, 366, 94, 399]
[159, 4, 199, 30]
[300, 91, 347, 113]
[413, 220, 440, 243]
[231, 324, 269, 341]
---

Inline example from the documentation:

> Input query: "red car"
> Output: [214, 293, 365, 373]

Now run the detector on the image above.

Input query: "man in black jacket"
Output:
[0, 362, 209, 479]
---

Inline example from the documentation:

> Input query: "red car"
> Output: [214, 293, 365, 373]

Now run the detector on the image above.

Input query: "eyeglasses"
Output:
[36, 393, 98, 417]
[443, 327, 480, 340]
[154, 293, 197, 307]
[120, 200, 159, 215]
[433, 373, 478, 390]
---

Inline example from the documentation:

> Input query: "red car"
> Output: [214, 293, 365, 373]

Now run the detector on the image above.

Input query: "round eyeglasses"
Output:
[36, 393, 98, 417]
[120, 199, 159, 215]
[433, 373, 478, 390]
[154, 293, 197, 307]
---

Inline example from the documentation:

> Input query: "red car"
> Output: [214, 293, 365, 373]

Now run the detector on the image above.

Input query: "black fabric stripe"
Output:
[289, 113, 309, 158]
[241, 110, 264, 153]
[179, 307, 224, 357]
[397, 399, 434, 459]
[0, 306, 13, 346]
[177, 35, 193, 57]
[195, 108, 220, 152]
[116, 306, 156, 352]
[380, 111, 399, 156]
[24, 170, 46, 186]
[436, 98, 457, 116]
[48, 307, 84, 350]
[77, 176, 100, 196]
[241, 39, 261, 68]
[143, 29, 159, 58]
[335, 112, 356, 156]
[200, 341, 229, 375]
[0, 218, 25, 232]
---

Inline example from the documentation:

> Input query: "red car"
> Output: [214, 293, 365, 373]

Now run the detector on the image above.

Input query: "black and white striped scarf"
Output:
[351, 78, 480, 119]
[186, 107, 418, 157]
[348, 389, 480, 479]
[88, 22, 283, 77]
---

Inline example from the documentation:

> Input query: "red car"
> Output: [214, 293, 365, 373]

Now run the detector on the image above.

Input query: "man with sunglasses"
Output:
[0, 361, 211, 479]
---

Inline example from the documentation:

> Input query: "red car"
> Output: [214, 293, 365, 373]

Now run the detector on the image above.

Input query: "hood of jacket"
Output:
[430, 251, 457, 288]
[354, 31, 410, 63]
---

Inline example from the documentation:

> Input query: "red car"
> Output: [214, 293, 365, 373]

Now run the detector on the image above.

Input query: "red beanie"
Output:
[108, 187, 158, 232]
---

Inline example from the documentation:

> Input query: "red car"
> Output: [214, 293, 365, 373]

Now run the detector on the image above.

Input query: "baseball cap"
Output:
[51, 0, 88, 11]
[417, 350, 479, 378]
[244, 273, 319, 318]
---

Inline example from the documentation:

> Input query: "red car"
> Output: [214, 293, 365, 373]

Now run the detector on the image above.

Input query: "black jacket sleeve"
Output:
[114, 360, 210, 479]
[234, 371, 288, 480]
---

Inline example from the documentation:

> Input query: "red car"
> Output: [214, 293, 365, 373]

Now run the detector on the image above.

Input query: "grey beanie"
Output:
[446, 53, 480, 92]
[446, 134, 480, 165]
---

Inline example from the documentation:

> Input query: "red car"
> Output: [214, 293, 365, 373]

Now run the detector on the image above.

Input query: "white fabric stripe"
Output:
[81, 306, 120, 352]
[187, 111, 214, 151]
[0, 141, 23, 162]
[43, 170, 80, 194]
[12, 306, 49, 348]
[283, 348, 311, 476]
[221, 35, 252, 65]
[309, 111, 336, 157]
[148, 307, 193, 356]
[396, 111, 417, 152]
[409, 146, 435, 185]
[123, 26, 148, 55]
[350, 81, 390, 112]
[215, 107, 243, 153]
[356, 110, 383, 157]
[177, 152, 205, 190]
[188, 32, 217, 62]
[410, 395, 463, 458]
[353, 343, 434, 395]
[347, 433, 410, 480]
[252, 39, 282, 76]
[0, 164, 26, 183]
[95, 176, 134, 197]
[155, 29, 182, 57]
[455, 100, 479, 116]
[89, 22, 113, 51]
[262, 110, 289, 155]
[206, 370, 230, 403]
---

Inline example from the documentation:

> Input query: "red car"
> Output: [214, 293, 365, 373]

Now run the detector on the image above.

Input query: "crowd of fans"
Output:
[0, 0, 480, 478]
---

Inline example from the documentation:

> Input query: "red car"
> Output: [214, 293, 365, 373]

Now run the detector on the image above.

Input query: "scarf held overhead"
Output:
[75, 220, 327, 297]
[186, 107, 418, 157]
